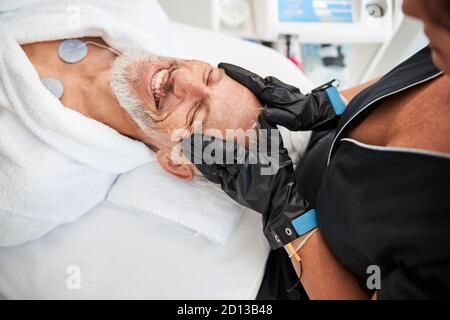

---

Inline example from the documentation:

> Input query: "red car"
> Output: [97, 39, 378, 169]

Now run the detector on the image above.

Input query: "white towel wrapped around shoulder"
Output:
[0, 0, 169, 246]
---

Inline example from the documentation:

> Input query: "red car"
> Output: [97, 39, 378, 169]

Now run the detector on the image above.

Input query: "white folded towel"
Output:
[107, 162, 248, 245]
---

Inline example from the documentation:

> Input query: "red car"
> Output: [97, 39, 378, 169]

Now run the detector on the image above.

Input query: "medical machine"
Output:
[253, 0, 395, 43]
[159, 0, 397, 44]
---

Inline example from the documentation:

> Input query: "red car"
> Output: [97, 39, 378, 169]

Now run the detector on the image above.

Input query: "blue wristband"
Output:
[325, 86, 346, 116]
[291, 209, 318, 236]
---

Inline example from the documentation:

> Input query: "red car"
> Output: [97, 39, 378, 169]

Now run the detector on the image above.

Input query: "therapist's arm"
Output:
[287, 78, 383, 299]
[287, 230, 374, 300]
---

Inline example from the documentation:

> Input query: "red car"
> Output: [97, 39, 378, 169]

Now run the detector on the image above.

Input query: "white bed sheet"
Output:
[0, 22, 313, 299]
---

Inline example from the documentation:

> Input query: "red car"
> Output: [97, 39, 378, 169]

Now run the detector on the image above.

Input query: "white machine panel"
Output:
[253, 0, 395, 43]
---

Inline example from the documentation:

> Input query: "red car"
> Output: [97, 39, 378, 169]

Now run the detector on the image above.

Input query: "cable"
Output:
[83, 41, 121, 55]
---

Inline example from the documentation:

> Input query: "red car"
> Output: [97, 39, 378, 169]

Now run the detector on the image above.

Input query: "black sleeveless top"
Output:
[298, 47, 450, 299]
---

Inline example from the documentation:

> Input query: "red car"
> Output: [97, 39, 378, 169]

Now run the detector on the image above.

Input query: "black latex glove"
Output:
[182, 116, 311, 249]
[218, 63, 340, 131]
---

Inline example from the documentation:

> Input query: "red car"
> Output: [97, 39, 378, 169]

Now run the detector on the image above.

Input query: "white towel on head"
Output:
[0, 0, 172, 55]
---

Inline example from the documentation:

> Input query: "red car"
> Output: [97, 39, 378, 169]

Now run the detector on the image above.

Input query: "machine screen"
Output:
[279, 0, 354, 23]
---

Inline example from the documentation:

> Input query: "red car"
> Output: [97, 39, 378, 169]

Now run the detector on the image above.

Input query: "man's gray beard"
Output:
[109, 49, 172, 143]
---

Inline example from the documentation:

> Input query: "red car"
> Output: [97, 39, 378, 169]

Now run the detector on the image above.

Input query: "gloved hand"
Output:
[182, 116, 313, 249]
[218, 63, 345, 131]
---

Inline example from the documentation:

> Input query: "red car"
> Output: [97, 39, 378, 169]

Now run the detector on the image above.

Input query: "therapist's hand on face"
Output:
[218, 63, 341, 131]
[182, 116, 311, 249]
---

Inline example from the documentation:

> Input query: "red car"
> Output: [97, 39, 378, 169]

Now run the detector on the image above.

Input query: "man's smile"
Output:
[144, 62, 172, 109]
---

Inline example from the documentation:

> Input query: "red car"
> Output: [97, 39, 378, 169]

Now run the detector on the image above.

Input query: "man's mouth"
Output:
[146, 65, 171, 108]
[151, 69, 169, 105]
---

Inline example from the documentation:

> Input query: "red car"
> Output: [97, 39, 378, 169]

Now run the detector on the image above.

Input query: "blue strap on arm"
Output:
[291, 209, 318, 236]
[325, 86, 346, 116]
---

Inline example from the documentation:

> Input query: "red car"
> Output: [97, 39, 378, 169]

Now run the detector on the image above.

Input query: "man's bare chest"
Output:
[21, 37, 117, 116]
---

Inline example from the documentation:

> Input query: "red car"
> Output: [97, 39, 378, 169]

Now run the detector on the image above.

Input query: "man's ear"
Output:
[156, 149, 194, 180]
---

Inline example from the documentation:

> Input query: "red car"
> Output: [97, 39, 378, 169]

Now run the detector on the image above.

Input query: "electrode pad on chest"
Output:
[40, 39, 119, 100]
[58, 39, 88, 64]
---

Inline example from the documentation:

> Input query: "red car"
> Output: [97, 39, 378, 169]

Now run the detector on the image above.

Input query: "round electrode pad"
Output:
[41, 77, 64, 99]
[58, 39, 88, 64]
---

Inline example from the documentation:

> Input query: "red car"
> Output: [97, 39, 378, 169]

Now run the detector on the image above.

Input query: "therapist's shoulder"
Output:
[388, 74, 450, 156]
[340, 77, 381, 103]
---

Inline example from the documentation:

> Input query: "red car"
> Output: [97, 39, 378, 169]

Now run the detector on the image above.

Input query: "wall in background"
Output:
[158, 0, 428, 87]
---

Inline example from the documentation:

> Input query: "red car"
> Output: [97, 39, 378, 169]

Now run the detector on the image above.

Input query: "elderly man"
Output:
[1, 0, 295, 248]
[22, 41, 262, 180]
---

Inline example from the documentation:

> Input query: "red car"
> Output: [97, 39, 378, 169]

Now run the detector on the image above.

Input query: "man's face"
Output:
[110, 50, 261, 179]
[403, 0, 450, 74]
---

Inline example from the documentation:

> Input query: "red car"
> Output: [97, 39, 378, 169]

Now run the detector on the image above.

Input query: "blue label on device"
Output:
[325, 86, 346, 115]
[279, 0, 353, 23]
[292, 209, 318, 236]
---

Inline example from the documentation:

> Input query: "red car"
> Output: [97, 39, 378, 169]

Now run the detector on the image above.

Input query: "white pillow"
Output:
[108, 162, 248, 245]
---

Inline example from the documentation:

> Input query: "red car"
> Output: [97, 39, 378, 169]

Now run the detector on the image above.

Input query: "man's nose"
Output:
[173, 72, 209, 99]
